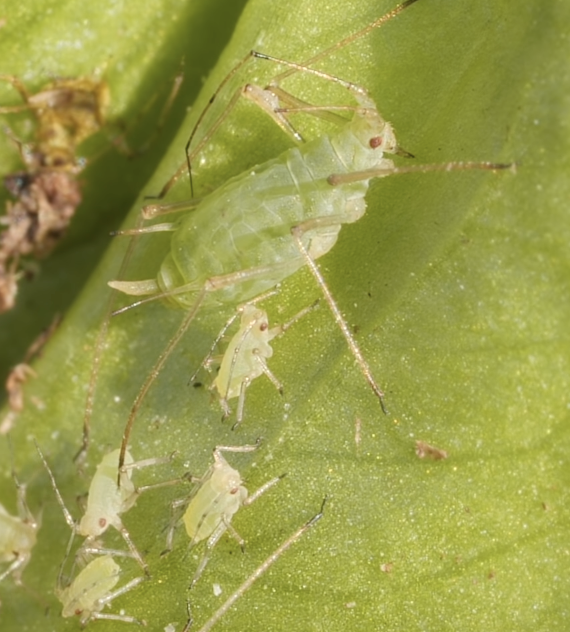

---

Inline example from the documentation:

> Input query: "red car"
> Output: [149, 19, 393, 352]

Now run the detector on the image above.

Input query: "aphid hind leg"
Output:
[86, 575, 147, 626]
[290, 219, 388, 414]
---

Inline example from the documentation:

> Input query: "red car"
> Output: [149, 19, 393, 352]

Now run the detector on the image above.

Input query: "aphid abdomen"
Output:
[58, 555, 120, 618]
[157, 106, 393, 308]
[183, 461, 246, 543]
[78, 449, 136, 537]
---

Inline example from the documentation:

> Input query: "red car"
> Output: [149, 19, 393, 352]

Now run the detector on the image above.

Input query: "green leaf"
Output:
[1, 0, 568, 631]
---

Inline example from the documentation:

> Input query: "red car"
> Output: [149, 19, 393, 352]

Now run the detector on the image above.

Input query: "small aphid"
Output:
[109, 0, 514, 474]
[166, 443, 283, 587]
[0, 464, 39, 585]
[56, 554, 146, 626]
[194, 297, 318, 427]
[36, 444, 177, 574]
[185, 498, 326, 632]
[415, 440, 448, 461]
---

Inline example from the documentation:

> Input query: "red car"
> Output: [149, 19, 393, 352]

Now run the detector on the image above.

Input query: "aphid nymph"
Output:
[193, 295, 319, 427]
[166, 442, 283, 587]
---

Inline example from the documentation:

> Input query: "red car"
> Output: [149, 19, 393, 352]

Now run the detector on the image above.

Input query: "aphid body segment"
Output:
[213, 305, 277, 404]
[114, 93, 399, 308]
[56, 554, 145, 626]
[183, 449, 248, 545]
[0, 479, 38, 584]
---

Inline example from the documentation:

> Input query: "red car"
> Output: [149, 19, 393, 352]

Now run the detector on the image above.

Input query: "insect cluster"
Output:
[1, 0, 514, 629]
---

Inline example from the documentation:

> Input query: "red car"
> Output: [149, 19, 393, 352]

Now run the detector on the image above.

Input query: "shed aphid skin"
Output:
[165, 442, 283, 588]
[0, 460, 39, 585]
[110, 0, 514, 474]
[56, 554, 146, 626]
[35, 442, 179, 575]
[0, 74, 109, 313]
[184, 498, 327, 632]
[0, 66, 184, 314]
[192, 295, 319, 428]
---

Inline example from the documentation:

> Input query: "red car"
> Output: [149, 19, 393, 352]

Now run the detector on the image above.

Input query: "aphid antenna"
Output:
[187, 497, 327, 632]
[327, 160, 517, 187]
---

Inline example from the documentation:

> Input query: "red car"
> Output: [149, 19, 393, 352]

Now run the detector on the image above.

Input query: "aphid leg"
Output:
[82, 574, 147, 626]
[0, 75, 32, 113]
[75, 206, 159, 467]
[290, 221, 388, 414]
[190, 520, 230, 588]
[189, 498, 327, 632]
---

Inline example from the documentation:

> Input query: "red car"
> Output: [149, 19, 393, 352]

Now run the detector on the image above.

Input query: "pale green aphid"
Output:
[193, 296, 318, 428]
[56, 554, 145, 626]
[36, 444, 176, 574]
[0, 470, 38, 585]
[110, 0, 513, 474]
[166, 443, 282, 587]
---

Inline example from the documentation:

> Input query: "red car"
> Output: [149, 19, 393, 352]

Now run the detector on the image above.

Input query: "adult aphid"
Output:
[109, 0, 514, 473]
[164, 442, 283, 588]
[191, 293, 319, 428]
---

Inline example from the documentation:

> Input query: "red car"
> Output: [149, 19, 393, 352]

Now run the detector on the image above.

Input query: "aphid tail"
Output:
[108, 279, 159, 296]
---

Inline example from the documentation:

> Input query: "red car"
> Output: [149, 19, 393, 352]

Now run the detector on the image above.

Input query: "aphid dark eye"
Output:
[99, 518, 107, 528]
[259, 322, 268, 331]
[369, 136, 383, 149]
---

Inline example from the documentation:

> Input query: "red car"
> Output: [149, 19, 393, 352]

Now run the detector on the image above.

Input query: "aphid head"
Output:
[367, 120, 398, 155]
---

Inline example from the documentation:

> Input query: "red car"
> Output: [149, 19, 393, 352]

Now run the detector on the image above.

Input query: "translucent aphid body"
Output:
[194, 298, 317, 425]
[213, 305, 277, 403]
[115, 99, 398, 308]
[167, 444, 282, 586]
[0, 479, 38, 584]
[79, 449, 138, 538]
[183, 449, 247, 544]
[56, 554, 145, 626]
[37, 444, 177, 574]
